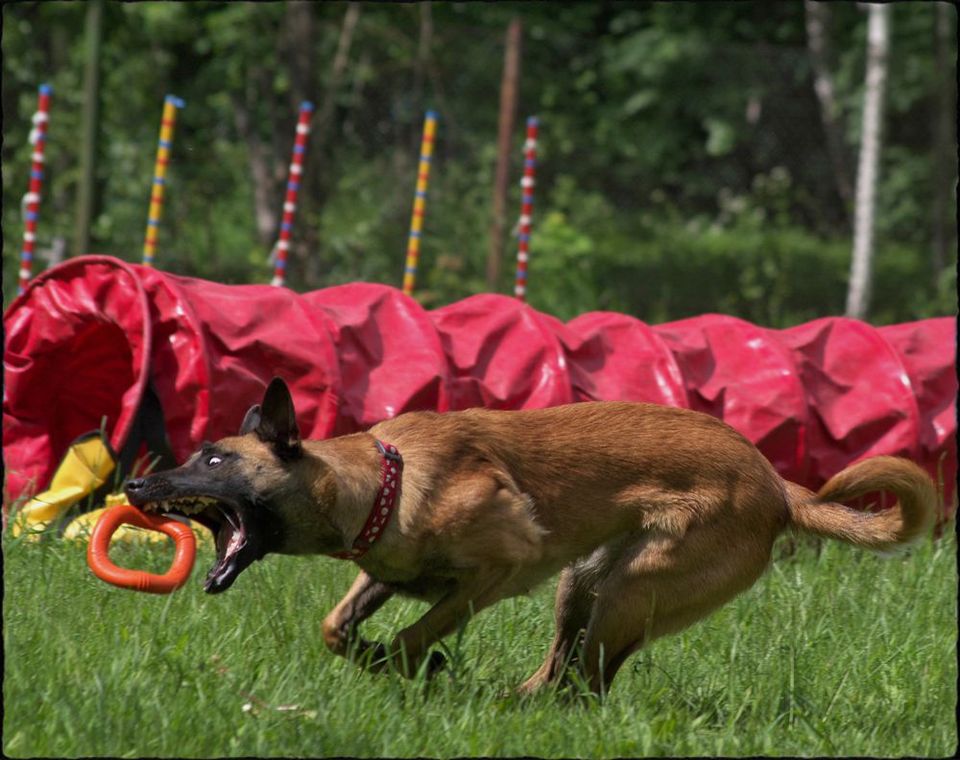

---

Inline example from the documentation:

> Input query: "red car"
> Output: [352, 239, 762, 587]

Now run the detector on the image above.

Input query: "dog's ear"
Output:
[239, 404, 262, 436]
[253, 377, 302, 460]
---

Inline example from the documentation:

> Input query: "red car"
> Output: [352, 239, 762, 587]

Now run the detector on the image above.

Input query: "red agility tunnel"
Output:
[878, 318, 957, 506]
[3, 256, 342, 498]
[4, 257, 152, 501]
[655, 314, 810, 483]
[565, 311, 688, 409]
[777, 317, 922, 489]
[3, 256, 955, 520]
[432, 293, 575, 411]
[134, 264, 341, 461]
[301, 282, 448, 435]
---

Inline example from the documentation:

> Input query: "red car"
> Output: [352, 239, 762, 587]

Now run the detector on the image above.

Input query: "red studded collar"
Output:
[329, 439, 403, 560]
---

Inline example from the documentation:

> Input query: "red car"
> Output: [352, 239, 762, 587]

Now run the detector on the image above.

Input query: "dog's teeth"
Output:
[152, 496, 220, 515]
[218, 505, 240, 533]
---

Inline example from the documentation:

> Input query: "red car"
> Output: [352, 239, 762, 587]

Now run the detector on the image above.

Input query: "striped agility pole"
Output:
[142, 95, 185, 267]
[401, 110, 438, 297]
[19, 83, 52, 296]
[271, 101, 314, 287]
[514, 116, 539, 301]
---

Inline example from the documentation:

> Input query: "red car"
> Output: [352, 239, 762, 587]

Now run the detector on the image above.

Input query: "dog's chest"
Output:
[383, 573, 457, 601]
[360, 555, 458, 601]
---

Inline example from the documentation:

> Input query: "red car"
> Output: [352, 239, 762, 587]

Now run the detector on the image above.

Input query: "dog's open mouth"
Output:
[142, 496, 251, 594]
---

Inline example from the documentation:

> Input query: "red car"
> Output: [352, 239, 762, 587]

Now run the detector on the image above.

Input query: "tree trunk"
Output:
[296, 3, 361, 288]
[486, 17, 523, 291]
[313, 4, 361, 149]
[73, 0, 104, 258]
[931, 1, 956, 277]
[49, 20, 70, 254]
[846, 4, 890, 320]
[412, 3, 434, 132]
[232, 72, 279, 248]
[282, 1, 317, 286]
[804, 0, 854, 218]
[285, 1, 316, 108]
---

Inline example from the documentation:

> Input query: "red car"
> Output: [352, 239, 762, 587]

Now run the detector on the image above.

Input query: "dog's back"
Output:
[370, 401, 790, 563]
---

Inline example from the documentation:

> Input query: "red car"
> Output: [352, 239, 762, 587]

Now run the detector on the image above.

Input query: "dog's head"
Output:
[125, 377, 335, 594]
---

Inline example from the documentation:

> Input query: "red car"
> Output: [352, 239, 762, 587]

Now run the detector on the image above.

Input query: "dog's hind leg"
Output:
[322, 570, 395, 667]
[515, 545, 620, 696]
[515, 566, 592, 695]
[578, 522, 775, 696]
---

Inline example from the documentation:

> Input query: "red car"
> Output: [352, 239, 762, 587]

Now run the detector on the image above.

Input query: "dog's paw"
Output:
[352, 641, 390, 673]
[424, 650, 448, 678]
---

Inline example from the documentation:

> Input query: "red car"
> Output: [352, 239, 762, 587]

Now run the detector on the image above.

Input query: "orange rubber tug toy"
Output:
[87, 503, 196, 594]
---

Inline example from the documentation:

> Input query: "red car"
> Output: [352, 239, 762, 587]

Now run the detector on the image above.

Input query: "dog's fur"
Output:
[125, 378, 937, 695]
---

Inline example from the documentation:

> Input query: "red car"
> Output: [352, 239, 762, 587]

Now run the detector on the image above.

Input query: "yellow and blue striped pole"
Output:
[401, 110, 437, 297]
[142, 95, 184, 267]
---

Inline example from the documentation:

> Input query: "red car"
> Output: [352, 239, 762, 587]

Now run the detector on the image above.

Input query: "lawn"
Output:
[3, 528, 956, 757]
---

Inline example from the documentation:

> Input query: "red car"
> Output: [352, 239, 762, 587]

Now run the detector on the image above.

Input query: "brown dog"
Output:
[124, 377, 936, 695]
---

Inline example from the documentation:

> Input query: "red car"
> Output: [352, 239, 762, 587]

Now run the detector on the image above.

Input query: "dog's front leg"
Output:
[322, 570, 395, 667]
[387, 567, 515, 679]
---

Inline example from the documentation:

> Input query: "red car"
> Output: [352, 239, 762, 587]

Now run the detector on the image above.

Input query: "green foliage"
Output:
[3, 532, 956, 756]
[1, 2, 955, 326]
[525, 165, 952, 326]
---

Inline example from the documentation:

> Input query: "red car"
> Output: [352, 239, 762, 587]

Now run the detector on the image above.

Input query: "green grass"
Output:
[3, 530, 957, 758]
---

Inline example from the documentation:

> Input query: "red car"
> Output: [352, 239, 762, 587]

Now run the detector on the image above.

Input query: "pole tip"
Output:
[166, 95, 186, 108]
[39, 83, 53, 95]
[300, 101, 315, 112]
[527, 115, 539, 128]
[425, 109, 438, 121]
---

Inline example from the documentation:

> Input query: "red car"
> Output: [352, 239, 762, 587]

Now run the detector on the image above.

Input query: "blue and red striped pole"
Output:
[272, 101, 314, 287]
[514, 116, 539, 301]
[19, 83, 52, 295]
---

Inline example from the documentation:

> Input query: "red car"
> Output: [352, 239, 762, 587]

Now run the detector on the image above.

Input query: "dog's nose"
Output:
[124, 477, 146, 494]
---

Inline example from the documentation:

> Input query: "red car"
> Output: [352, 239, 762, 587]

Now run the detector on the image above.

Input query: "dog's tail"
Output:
[784, 456, 936, 552]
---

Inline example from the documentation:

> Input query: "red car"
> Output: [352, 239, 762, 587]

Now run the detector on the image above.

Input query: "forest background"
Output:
[2, 1, 956, 327]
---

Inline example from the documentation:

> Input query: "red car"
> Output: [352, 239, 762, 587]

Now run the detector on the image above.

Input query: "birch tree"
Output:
[846, 3, 891, 319]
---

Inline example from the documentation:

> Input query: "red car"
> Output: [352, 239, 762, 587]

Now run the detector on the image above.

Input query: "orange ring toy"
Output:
[87, 503, 196, 594]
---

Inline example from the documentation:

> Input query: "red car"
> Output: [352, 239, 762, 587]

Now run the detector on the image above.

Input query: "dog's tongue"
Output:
[203, 556, 239, 594]
[203, 519, 246, 594]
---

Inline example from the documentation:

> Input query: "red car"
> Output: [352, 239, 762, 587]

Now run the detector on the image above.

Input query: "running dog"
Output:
[124, 377, 936, 695]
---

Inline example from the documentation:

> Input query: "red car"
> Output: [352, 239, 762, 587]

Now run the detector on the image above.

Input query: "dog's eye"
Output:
[207, 455, 223, 467]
